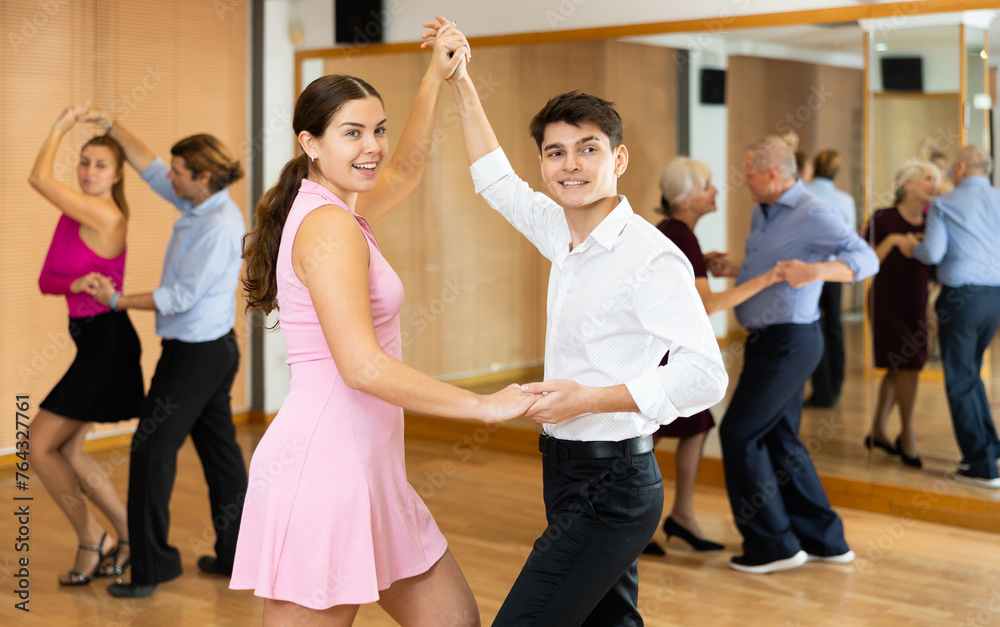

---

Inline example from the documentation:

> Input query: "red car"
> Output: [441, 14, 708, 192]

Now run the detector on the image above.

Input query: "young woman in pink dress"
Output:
[234, 21, 533, 626]
[29, 106, 142, 585]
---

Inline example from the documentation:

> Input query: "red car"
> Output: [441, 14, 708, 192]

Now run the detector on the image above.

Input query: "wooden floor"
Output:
[2, 427, 999, 626]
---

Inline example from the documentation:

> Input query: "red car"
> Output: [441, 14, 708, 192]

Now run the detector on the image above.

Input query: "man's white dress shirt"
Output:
[471, 147, 727, 442]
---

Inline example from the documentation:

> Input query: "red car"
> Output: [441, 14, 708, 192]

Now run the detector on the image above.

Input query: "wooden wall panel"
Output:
[0, 1, 248, 451]
[605, 41, 679, 225]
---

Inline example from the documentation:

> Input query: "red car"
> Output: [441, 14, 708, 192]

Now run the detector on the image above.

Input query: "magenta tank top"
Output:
[38, 214, 126, 318]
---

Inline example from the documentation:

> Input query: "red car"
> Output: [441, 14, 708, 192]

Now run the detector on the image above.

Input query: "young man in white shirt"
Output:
[428, 17, 727, 626]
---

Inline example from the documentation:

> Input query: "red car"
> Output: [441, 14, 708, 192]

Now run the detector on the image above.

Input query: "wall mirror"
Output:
[294, 5, 1000, 528]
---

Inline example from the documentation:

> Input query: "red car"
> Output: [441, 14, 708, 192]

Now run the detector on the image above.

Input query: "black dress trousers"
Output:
[127, 332, 248, 586]
[493, 445, 663, 626]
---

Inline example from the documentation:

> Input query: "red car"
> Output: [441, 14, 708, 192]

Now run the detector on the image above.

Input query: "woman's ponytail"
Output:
[242, 153, 310, 319]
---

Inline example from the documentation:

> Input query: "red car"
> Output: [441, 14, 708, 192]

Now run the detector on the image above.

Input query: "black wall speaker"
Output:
[336, 0, 384, 45]
[881, 57, 923, 92]
[700, 69, 726, 105]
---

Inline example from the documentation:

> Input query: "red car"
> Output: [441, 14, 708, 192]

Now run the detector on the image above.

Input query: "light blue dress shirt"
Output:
[734, 180, 879, 330]
[141, 158, 246, 342]
[912, 176, 1000, 287]
[805, 177, 856, 233]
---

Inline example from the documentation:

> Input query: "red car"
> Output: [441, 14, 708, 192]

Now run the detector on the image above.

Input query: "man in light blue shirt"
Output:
[90, 118, 249, 597]
[913, 144, 1000, 489]
[804, 150, 857, 408]
[709, 136, 878, 574]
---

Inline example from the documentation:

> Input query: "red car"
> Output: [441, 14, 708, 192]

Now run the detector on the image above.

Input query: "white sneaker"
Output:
[807, 550, 855, 564]
[729, 550, 808, 574]
[954, 470, 1000, 489]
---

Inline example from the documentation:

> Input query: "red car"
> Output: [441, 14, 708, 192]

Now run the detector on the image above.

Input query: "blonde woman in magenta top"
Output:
[28, 106, 142, 586]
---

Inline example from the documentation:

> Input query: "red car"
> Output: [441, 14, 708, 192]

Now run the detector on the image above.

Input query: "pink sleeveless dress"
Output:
[230, 179, 447, 609]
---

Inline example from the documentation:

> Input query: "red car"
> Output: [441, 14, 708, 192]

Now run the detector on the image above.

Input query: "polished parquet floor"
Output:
[3, 319, 999, 625]
[2, 423, 999, 626]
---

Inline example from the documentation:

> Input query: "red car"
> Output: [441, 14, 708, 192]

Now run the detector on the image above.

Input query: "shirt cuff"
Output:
[470, 147, 514, 195]
[151, 287, 170, 315]
[835, 255, 862, 284]
[141, 157, 167, 183]
[624, 373, 665, 419]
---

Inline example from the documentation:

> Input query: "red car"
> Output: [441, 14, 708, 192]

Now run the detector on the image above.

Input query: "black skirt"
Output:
[40, 311, 144, 423]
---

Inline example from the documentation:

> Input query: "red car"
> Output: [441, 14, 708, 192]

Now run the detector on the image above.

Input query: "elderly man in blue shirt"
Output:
[88, 116, 249, 597]
[708, 136, 878, 574]
[914, 144, 1000, 489]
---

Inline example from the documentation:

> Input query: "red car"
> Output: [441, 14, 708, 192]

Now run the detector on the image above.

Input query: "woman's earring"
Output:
[311, 154, 317, 162]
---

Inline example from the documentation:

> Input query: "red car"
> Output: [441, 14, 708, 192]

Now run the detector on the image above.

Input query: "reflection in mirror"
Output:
[864, 11, 1000, 502]
[625, 24, 873, 488]
[866, 21, 961, 491]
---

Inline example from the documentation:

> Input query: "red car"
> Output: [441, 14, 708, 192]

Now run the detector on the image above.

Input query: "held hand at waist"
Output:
[519, 380, 637, 426]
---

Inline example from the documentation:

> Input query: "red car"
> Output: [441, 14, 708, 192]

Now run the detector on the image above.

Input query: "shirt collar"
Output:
[808, 177, 834, 190]
[188, 187, 232, 217]
[769, 179, 808, 213]
[586, 196, 633, 251]
[957, 175, 991, 188]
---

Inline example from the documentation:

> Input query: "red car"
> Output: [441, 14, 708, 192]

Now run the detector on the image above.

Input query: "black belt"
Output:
[538, 433, 654, 460]
[162, 328, 235, 346]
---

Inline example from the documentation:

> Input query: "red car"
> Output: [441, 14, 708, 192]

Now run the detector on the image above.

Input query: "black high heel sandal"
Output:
[864, 434, 899, 457]
[894, 437, 923, 468]
[663, 517, 724, 551]
[59, 532, 111, 586]
[99, 540, 131, 578]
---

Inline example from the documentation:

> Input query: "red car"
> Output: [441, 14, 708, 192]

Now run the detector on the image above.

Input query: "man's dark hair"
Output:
[528, 91, 623, 152]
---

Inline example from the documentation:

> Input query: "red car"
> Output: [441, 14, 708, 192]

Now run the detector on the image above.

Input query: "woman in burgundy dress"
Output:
[862, 160, 940, 468]
[644, 158, 783, 554]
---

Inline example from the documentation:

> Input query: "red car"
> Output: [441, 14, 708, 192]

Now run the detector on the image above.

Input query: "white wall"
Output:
[870, 40, 962, 93]
[261, 0, 296, 413]
[687, 45, 731, 338]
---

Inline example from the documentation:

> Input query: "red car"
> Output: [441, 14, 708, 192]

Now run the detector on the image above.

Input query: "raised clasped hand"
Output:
[420, 14, 471, 82]
[53, 103, 88, 133]
[81, 107, 111, 130]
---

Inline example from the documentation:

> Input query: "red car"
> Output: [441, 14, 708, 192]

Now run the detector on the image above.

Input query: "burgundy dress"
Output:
[863, 207, 928, 370]
[652, 219, 715, 439]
